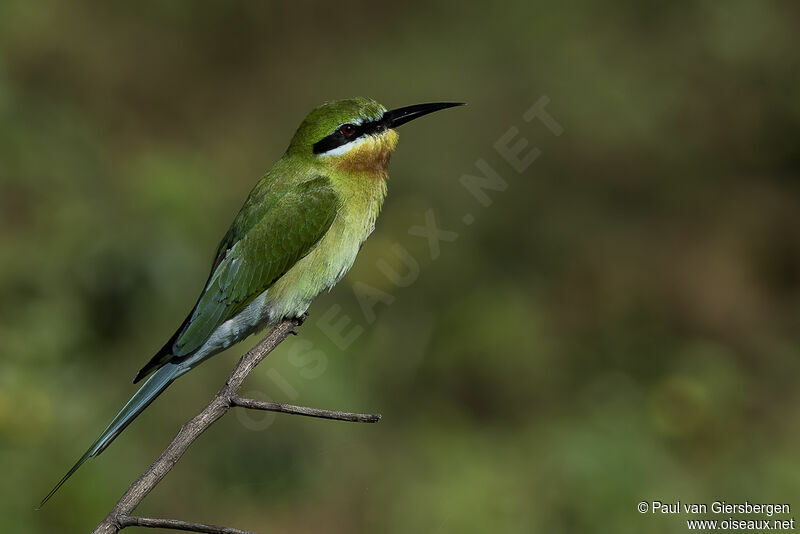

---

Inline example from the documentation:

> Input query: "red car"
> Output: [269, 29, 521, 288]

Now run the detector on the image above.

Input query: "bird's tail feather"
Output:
[38, 362, 183, 509]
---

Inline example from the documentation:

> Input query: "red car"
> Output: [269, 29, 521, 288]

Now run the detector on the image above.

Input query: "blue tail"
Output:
[38, 362, 183, 508]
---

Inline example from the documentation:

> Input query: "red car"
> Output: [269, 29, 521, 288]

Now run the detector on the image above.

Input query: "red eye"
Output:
[340, 124, 356, 136]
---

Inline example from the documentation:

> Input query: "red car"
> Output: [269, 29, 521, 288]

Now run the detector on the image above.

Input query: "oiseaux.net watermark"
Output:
[639, 500, 796, 531]
[236, 95, 564, 431]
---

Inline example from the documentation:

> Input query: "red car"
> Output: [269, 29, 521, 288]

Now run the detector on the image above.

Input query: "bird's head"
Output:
[287, 97, 463, 173]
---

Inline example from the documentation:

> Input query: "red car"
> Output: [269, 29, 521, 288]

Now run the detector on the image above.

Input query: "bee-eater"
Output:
[41, 98, 462, 506]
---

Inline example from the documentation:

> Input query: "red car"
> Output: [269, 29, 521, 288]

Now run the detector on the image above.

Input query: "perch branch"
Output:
[117, 515, 257, 534]
[231, 396, 381, 423]
[92, 318, 381, 534]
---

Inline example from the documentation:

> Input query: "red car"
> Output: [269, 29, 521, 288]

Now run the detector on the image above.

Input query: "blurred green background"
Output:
[2, 1, 799, 532]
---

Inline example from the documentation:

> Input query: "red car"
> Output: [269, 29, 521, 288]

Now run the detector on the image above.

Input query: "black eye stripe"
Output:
[312, 118, 387, 154]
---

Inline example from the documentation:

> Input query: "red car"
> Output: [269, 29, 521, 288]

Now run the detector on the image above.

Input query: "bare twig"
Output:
[118, 515, 257, 534]
[91, 318, 381, 534]
[231, 396, 381, 423]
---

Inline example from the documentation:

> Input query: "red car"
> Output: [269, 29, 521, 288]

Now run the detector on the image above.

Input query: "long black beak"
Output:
[383, 102, 465, 128]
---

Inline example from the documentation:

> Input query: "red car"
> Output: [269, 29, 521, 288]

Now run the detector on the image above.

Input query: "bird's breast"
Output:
[264, 178, 387, 321]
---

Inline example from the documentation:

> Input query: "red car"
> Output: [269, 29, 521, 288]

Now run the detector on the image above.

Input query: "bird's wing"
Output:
[175, 175, 339, 353]
[133, 175, 338, 382]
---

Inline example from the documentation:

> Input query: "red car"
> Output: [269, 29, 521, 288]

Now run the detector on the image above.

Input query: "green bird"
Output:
[41, 97, 462, 506]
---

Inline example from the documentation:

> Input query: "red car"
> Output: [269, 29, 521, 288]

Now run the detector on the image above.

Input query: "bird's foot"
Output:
[288, 312, 309, 335]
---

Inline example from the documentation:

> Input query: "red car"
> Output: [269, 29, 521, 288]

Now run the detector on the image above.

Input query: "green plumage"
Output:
[134, 100, 387, 380]
[165, 177, 337, 360]
[180, 177, 338, 349]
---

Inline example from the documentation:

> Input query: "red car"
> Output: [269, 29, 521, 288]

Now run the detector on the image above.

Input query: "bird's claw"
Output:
[288, 312, 309, 336]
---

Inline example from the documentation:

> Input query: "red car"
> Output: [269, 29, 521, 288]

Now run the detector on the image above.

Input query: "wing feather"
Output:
[176, 176, 338, 354]
[133, 175, 338, 382]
